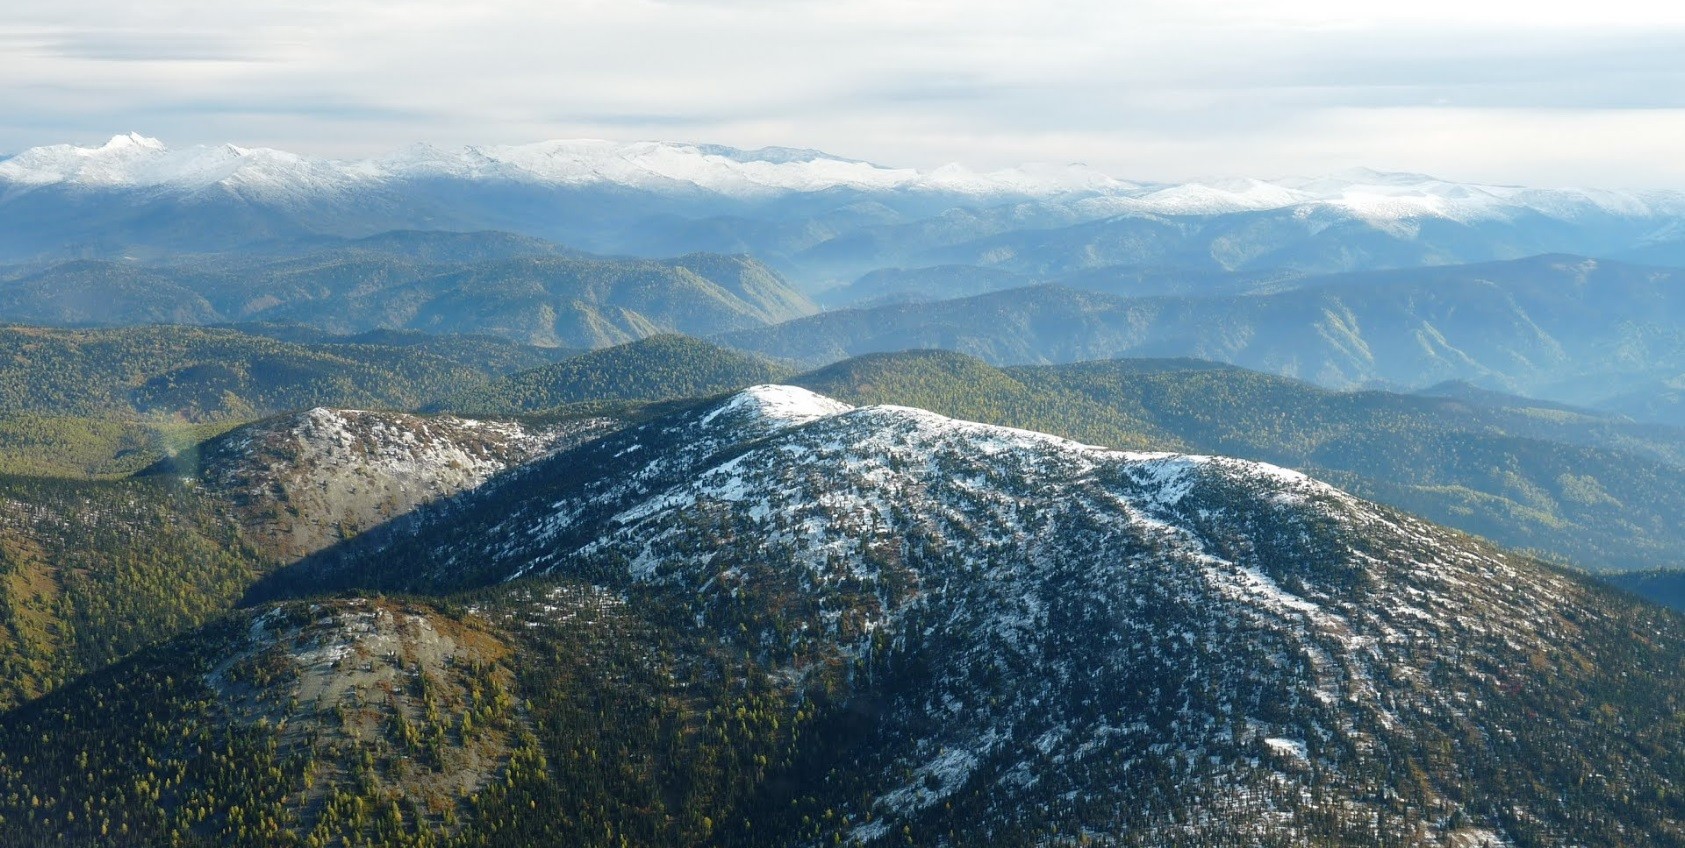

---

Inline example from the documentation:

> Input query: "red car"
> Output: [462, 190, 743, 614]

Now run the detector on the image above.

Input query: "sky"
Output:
[3, 0, 1685, 187]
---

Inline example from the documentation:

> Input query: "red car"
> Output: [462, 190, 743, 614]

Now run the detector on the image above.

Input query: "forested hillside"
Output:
[0, 324, 572, 422]
[437, 335, 793, 415]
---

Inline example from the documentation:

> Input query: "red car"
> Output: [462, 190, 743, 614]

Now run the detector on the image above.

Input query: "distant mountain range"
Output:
[0, 233, 815, 347]
[721, 254, 1685, 422]
[6, 134, 1685, 283]
[818, 264, 1295, 308]
[26, 239, 1685, 429]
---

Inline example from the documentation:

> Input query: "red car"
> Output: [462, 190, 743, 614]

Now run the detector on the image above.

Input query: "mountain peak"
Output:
[103, 132, 166, 152]
[698, 384, 855, 431]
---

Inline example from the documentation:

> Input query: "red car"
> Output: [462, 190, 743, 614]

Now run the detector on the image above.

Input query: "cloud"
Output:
[37, 32, 273, 63]
[2, 1, 1685, 187]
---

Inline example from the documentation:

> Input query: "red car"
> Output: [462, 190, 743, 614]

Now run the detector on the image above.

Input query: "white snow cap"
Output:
[700, 385, 854, 430]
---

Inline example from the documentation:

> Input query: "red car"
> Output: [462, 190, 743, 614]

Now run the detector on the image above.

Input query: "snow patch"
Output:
[698, 384, 854, 429]
[1265, 737, 1308, 761]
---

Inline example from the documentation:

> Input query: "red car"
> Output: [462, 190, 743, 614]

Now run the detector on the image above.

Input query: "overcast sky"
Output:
[4, 0, 1684, 187]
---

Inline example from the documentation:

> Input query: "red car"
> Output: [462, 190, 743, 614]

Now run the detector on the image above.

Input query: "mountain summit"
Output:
[226, 384, 1685, 845]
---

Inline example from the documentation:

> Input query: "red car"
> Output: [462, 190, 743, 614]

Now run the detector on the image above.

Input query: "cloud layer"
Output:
[3, 0, 1684, 187]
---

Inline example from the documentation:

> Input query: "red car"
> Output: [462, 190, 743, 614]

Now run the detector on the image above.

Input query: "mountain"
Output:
[6, 135, 1685, 286]
[0, 241, 817, 348]
[0, 403, 620, 711]
[0, 323, 584, 476]
[436, 334, 794, 415]
[0, 134, 1130, 199]
[721, 255, 1685, 419]
[817, 265, 1039, 307]
[40, 385, 1660, 846]
[262, 253, 812, 348]
[1412, 378, 1604, 415]
[427, 343, 1685, 571]
[149, 408, 611, 561]
[1592, 376, 1685, 428]
[791, 350, 1685, 571]
[220, 324, 583, 375]
[1005, 358, 1685, 571]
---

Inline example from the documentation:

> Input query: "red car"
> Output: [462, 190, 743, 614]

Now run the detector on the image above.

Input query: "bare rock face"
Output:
[167, 408, 616, 560]
[207, 598, 521, 838]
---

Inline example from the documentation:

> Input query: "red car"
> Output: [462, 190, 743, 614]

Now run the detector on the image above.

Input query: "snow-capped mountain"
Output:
[259, 385, 1685, 844]
[4, 133, 1680, 223]
[0, 133, 1138, 199]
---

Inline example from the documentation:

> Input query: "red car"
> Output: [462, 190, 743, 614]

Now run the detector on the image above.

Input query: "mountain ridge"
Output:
[8, 134, 1679, 221]
[0, 245, 816, 348]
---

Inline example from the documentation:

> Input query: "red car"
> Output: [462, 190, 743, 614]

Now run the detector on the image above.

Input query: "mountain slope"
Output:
[0, 323, 580, 424]
[792, 349, 1168, 452]
[787, 350, 1685, 570]
[227, 385, 1685, 845]
[0, 473, 261, 709]
[152, 408, 612, 561]
[437, 335, 794, 415]
[0, 404, 617, 711]
[1007, 358, 1685, 569]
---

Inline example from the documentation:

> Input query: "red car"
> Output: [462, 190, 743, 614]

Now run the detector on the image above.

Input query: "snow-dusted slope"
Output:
[279, 385, 1680, 845]
[170, 408, 617, 560]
